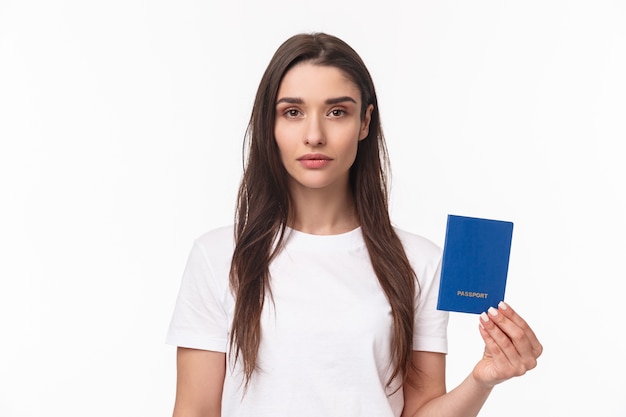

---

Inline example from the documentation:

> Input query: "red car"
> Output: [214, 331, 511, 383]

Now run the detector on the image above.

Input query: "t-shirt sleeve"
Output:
[413, 254, 449, 354]
[165, 240, 230, 352]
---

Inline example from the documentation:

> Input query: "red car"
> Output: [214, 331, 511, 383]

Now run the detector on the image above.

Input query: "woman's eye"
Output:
[329, 109, 346, 117]
[285, 109, 300, 117]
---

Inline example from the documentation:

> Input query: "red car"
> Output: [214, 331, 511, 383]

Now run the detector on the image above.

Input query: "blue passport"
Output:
[437, 215, 514, 314]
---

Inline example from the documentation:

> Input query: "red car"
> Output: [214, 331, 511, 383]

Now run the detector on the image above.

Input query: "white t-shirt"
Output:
[166, 225, 448, 417]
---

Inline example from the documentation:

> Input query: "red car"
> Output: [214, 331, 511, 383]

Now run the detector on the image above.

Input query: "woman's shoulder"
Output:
[192, 224, 236, 259]
[393, 226, 442, 260]
[393, 226, 443, 287]
[394, 226, 441, 252]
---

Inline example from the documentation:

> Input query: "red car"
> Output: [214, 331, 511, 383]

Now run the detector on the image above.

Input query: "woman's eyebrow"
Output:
[276, 97, 303, 105]
[276, 96, 357, 105]
[325, 96, 357, 105]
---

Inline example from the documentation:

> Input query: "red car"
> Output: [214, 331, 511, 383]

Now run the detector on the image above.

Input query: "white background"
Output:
[1, 0, 625, 416]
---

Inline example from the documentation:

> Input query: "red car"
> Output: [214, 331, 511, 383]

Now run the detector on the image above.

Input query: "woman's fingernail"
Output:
[499, 301, 508, 310]
[480, 312, 490, 323]
[488, 307, 498, 317]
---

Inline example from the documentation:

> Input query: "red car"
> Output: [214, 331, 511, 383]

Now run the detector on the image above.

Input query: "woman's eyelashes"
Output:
[328, 108, 347, 117]
[279, 107, 349, 119]
[284, 108, 302, 118]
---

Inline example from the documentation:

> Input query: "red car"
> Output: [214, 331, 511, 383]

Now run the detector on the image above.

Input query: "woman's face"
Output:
[274, 62, 373, 196]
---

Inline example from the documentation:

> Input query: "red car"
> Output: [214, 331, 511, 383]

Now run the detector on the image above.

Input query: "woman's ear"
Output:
[359, 104, 374, 141]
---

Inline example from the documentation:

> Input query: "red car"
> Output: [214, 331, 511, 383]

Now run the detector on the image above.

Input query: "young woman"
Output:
[166, 32, 542, 417]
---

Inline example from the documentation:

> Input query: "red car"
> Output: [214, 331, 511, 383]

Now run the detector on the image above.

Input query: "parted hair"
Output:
[229, 32, 419, 390]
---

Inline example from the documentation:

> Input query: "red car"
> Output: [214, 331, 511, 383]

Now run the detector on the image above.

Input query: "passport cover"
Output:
[437, 215, 514, 314]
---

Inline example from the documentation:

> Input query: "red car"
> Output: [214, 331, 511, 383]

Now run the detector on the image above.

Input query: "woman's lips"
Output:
[297, 153, 332, 169]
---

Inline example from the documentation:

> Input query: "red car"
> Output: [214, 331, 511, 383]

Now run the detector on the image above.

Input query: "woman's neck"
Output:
[287, 184, 359, 235]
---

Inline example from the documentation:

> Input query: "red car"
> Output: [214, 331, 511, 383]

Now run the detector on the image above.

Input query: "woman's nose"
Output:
[304, 115, 325, 146]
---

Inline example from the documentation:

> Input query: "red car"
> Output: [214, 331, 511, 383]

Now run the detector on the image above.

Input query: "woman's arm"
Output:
[403, 302, 543, 417]
[172, 347, 226, 417]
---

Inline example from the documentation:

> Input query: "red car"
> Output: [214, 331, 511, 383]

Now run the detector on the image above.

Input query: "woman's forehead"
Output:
[277, 63, 361, 103]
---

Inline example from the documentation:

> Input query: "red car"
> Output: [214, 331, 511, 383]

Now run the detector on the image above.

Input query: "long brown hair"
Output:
[229, 32, 419, 390]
